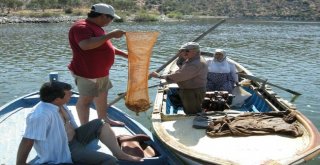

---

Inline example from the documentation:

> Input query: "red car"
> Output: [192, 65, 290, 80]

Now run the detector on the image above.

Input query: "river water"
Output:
[0, 19, 319, 164]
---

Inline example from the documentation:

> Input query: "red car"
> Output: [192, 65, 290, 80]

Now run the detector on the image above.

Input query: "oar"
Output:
[287, 145, 320, 164]
[108, 19, 226, 106]
[154, 19, 226, 73]
[238, 73, 302, 96]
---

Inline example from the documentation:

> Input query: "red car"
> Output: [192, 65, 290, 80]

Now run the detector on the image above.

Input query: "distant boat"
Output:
[151, 52, 320, 165]
[0, 73, 182, 165]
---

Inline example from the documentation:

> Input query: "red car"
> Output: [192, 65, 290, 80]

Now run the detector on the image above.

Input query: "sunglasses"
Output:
[105, 14, 114, 20]
[181, 49, 190, 53]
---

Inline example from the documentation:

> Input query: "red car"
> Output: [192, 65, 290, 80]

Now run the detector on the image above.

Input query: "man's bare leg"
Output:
[94, 91, 124, 126]
[99, 123, 143, 162]
[76, 95, 94, 125]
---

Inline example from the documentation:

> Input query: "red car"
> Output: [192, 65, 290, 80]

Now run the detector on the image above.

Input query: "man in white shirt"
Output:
[16, 81, 142, 165]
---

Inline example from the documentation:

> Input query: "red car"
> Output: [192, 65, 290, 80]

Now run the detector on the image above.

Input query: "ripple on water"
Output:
[0, 22, 320, 163]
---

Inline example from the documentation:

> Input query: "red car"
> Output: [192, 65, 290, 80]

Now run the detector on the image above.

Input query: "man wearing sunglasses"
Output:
[150, 42, 208, 114]
[68, 3, 127, 127]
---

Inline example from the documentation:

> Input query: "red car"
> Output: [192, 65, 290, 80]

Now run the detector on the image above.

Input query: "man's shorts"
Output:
[69, 119, 118, 164]
[73, 119, 104, 144]
[73, 74, 113, 97]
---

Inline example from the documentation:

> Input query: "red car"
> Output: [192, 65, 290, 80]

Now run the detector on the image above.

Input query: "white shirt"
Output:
[24, 101, 72, 164]
[207, 57, 238, 82]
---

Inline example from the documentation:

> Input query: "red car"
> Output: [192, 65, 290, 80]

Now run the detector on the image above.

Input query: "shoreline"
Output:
[1, 15, 319, 24]
[0, 15, 85, 24]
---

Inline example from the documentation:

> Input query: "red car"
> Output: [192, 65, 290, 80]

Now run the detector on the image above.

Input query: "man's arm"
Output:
[16, 138, 34, 165]
[78, 29, 125, 50]
[115, 48, 128, 58]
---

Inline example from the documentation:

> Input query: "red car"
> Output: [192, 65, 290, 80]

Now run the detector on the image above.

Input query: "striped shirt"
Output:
[24, 101, 72, 164]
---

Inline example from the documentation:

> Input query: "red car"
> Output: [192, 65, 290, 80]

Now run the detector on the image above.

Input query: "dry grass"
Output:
[10, 8, 89, 17]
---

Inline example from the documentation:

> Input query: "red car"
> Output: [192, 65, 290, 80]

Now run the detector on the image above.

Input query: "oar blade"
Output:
[238, 73, 302, 96]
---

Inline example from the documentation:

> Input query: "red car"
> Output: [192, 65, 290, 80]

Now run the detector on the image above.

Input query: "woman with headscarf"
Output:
[206, 49, 238, 93]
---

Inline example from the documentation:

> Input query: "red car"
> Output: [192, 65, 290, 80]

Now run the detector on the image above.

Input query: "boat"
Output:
[0, 73, 182, 165]
[151, 51, 320, 165]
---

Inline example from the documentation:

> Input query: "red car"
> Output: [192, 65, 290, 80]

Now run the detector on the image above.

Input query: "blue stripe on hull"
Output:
[165, 86, 272, 115]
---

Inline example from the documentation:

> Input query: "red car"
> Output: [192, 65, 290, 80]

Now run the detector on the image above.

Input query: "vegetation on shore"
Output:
[1, 0, 319, 22]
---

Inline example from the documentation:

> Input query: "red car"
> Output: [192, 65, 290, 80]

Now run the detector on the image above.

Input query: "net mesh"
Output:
[125, 32, 159, 113]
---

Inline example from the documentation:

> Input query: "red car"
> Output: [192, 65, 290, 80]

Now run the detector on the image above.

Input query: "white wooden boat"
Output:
[0, 73, 182, 165]
[151, 52, 320, 165]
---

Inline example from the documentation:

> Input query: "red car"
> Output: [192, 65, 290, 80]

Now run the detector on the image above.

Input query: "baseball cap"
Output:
[179, 42, 200, 51]
[91, 3, 121, 19]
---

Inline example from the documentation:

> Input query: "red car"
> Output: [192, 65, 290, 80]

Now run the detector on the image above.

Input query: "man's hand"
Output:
[109, 29, 125, 38]
[149, 72, 160, 78]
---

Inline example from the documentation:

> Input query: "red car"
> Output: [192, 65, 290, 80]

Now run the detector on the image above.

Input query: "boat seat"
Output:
[240, 86, 272, 113]
[165, 87, 183, 115]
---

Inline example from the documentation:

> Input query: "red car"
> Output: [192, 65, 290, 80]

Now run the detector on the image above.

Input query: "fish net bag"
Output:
[125, 32, 159, 114]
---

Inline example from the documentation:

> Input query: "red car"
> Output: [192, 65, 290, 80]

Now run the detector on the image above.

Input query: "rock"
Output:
[0, 16, 85, 24]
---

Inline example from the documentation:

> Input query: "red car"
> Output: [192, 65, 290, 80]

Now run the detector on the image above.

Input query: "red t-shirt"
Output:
[68, 19, 115, 78]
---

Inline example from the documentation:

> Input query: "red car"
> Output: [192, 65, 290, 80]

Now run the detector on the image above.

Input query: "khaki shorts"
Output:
[73, 75, 113, 97]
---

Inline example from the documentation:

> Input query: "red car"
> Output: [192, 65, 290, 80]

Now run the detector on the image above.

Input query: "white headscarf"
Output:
[207, 49, 230, 73]
[214, 49, 227, 62]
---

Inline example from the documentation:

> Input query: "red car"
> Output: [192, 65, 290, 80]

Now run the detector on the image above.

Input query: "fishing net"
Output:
[125, 32, 159, 114]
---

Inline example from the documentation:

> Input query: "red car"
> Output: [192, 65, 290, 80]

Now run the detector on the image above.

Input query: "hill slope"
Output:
[146, 0, 320, 21]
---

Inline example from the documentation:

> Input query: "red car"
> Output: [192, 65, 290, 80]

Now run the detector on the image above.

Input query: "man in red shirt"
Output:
[68, 3, 126, 126]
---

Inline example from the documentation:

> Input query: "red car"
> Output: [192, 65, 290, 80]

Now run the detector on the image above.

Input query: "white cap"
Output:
[215, 49, 226, 56]
[179, 42, 200, 51]
[91, 3, 120, 19]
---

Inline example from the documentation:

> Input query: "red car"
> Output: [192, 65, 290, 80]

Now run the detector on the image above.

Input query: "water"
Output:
[0, 20, 319, 164]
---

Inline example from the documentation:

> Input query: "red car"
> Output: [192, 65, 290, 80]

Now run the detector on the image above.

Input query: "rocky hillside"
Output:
[1, 0, 319, 22]
[146, 0, 320, 21]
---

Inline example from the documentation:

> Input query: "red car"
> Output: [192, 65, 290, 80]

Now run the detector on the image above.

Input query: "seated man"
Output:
[150, 42, 208, 114]
[206, 49, 239, 93]
[16, 81, 143, 165]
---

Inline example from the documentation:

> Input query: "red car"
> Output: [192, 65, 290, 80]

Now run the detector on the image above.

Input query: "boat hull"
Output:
[151, 53, 320, 165]
[0, 92, 181, 165]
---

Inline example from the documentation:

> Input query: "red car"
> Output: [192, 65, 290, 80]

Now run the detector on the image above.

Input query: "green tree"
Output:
[0, 0, 23, 14]
[113, 0, 138, 11]
[26, 0, 50, 12]
[0, 0, 10, 13]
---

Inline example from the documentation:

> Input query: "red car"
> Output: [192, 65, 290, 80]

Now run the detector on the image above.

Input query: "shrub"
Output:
[133, 12, 158, 22]
[64, 8, 73, 14]
[167, 11, 183, 19]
